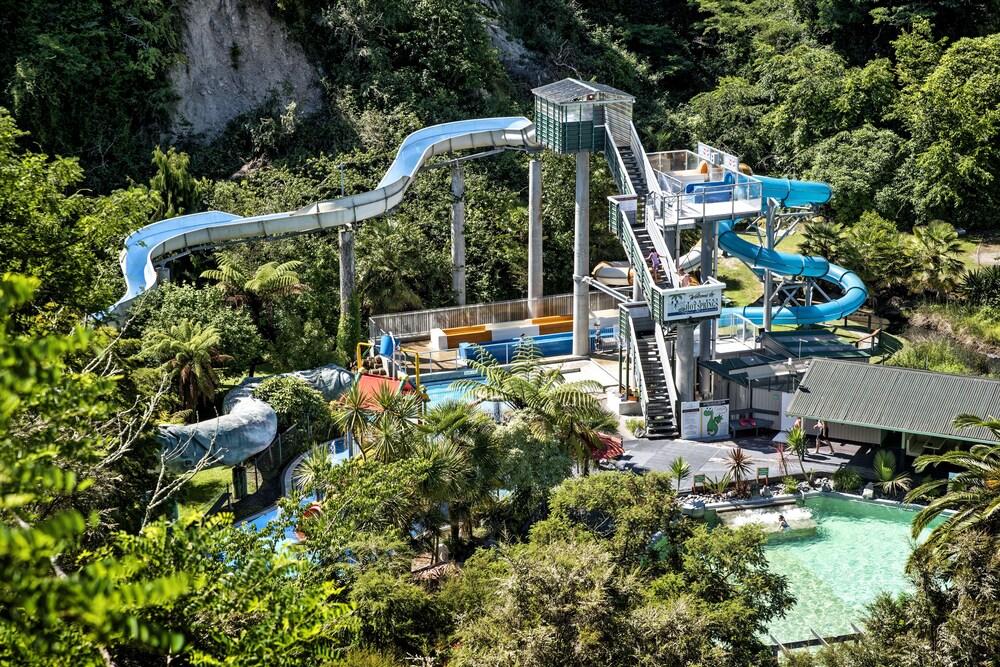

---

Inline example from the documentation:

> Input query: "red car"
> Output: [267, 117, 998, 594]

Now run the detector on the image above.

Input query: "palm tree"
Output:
[800, 218, 847, 264]
[202, 255, 309, 342]
[144, 319, 233, 412]
[293, 443, 336, 498]
[454, 347, 618, 474]
[786, 427, 808, 476]
[725, 447, 754, 496]
[356, 219, 423, 314]
[367, 383, 422, 463]
[669, 457, 691, 493]
[907, 413, 1000, 554]
[906, 220, 964, 299]
[872, 449, 912, 498]
[331, 382, 373, 461]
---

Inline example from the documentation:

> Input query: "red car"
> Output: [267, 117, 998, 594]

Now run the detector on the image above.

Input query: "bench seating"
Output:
[729, 417, 774, 436]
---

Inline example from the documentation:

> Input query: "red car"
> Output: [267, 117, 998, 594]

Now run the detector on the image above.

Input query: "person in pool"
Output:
[778, 514, 790, 531]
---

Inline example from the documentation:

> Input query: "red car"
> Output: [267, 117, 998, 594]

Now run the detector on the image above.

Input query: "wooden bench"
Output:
[444, 325, 491, 348]
[531, 315, 573, 336]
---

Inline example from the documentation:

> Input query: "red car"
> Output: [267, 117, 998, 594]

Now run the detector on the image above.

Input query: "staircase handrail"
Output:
[604, 137, 633, 197]
[629, 122, 661, 196]
[623, 303, 651, 423]
[653, 321, 680, 420]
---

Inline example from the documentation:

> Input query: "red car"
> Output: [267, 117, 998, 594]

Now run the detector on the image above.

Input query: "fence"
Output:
[369, 291, 620, 341]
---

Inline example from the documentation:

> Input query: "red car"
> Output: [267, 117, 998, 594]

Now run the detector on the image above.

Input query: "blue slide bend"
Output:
[110, 117, 537, 316]
[718, 176, 867, 326]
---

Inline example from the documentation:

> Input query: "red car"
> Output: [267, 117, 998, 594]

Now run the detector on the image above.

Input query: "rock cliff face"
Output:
[170, 0, 322, 139]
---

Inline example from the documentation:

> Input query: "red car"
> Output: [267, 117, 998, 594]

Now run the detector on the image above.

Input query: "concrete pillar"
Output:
[676, 322, 696, 403]
[573, 152, 591, 356]
[451, 165, 466, 305]
[339, 226, 355, 312]
[699, 220, 715, 395]
[762, 201, 777, 331]
[527, 158, 543, 317]
[632, 279, 641, 302]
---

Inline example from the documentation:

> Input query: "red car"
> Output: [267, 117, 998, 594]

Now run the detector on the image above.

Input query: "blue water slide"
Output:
[716, 177, 867, 326]
[108, 117, 537, 316]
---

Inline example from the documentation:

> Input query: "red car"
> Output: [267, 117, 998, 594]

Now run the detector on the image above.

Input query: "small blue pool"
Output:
[241, 438, 349, 543]
[422, 375, 486, 406]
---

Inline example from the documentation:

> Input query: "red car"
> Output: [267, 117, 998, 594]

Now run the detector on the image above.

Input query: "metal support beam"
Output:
[339, 226, 356, 313]
[528, 158, 543, 317]
[451, 165, 466, 305]
[573, 151, 591, 356]
[676, 322, 696, 403]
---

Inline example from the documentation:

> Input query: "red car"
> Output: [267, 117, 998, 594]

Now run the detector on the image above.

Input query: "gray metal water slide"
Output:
[121, 117, 539, 469]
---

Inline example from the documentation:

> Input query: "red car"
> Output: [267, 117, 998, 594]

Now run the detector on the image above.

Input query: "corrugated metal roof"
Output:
[531, 78, 634, 104]
[786, 358, 1000, 444]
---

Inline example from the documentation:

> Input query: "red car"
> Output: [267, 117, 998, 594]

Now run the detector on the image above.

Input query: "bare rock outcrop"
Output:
[170, 0, 322, 139]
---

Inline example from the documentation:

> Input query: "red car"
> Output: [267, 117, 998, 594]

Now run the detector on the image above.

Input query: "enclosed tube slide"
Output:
[115, 117, 537, 468]
[110, 117, 537, 316]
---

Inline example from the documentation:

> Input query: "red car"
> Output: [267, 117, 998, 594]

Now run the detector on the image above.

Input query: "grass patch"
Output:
[178, 466, 233, 520]
[717, 231, 806, 307]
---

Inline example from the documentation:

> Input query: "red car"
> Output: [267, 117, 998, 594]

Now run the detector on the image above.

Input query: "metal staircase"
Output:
[622, 308, 679, 439]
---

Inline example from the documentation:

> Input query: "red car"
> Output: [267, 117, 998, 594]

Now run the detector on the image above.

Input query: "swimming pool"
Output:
[422, 375, 485, 406]
[241, 438, 349, 543]
[745, 495, 942, 643]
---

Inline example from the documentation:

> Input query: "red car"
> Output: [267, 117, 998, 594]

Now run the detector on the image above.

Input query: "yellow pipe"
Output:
[400, 347, 421, 388]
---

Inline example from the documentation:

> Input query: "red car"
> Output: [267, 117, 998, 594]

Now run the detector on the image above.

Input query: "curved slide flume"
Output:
[718, 176, 868, 327]
[110, 117, 538, 316]
[114, 117, 538, 469]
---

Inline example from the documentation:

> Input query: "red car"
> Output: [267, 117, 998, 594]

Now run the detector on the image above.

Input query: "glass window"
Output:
[566, 104, 580, 122]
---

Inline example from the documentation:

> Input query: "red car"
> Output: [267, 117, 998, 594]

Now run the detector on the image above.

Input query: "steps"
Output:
[615, 142, 679, 439]
[630, 316, 678, 439]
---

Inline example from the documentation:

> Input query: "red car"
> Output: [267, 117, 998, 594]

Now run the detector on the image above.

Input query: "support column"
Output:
[338, 226, 355, 313]
[573, 151, 591, 356]
[451, 165, 466, 305]
[762, 200, 777, 332]
[527, 158, 543, 317]
[676, 322, 696, 403]
[699, 220, 716, 397]
[156, 265, 170, 284]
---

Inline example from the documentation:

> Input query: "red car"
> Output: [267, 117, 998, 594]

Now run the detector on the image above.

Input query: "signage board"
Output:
[662, 283, 724, 321]
[696, 142, 740, 173]
[680, 399, 730, 440]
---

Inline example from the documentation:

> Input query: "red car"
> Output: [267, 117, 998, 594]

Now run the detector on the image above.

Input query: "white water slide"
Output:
[110, 117, 538, 316]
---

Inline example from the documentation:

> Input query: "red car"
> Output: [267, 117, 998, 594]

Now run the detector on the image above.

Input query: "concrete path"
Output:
[615, 434, 867, 488]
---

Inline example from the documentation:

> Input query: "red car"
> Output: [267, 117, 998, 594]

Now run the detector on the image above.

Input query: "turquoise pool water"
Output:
[422, 375, 496, 410]
[757, 496, 941, 643]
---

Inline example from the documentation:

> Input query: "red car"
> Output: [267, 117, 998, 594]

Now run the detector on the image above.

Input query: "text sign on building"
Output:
[663, 283, 724, 321]
[680, 399, 730, 440]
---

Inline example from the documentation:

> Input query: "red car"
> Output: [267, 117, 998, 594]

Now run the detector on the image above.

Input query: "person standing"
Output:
[814, 419, 834, 455]
[676, 266, 692, 288]
[646, 249, 662, 281]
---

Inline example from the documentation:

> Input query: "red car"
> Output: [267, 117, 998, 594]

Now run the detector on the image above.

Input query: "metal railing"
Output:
[718, 312, 760, 346]
[654, 319, 680, 420]
[629, 122, 660, 196]
[604, 137, 633, 196]
[623, 303, 651, 424]
[368, 291, 620, 341]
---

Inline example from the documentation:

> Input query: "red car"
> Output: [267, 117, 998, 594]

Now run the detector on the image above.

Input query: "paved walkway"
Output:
[615, 434, 867, 488]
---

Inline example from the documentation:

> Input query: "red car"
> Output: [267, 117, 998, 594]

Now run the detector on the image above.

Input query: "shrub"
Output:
[958, 265, 1000, 308]
[832, 467, 862, 493]
[782, 477, 799, 494]
[252, 375, 334, 436]
[625, 418, 645, 436]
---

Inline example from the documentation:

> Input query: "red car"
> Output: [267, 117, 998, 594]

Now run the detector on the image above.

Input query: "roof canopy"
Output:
[531, 78, 635, 105]
[786, 358, 1000, 444]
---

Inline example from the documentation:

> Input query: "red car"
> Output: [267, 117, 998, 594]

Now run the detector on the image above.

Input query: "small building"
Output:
[531, 79, 634, 154]
[786, 358, 1000, 454]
